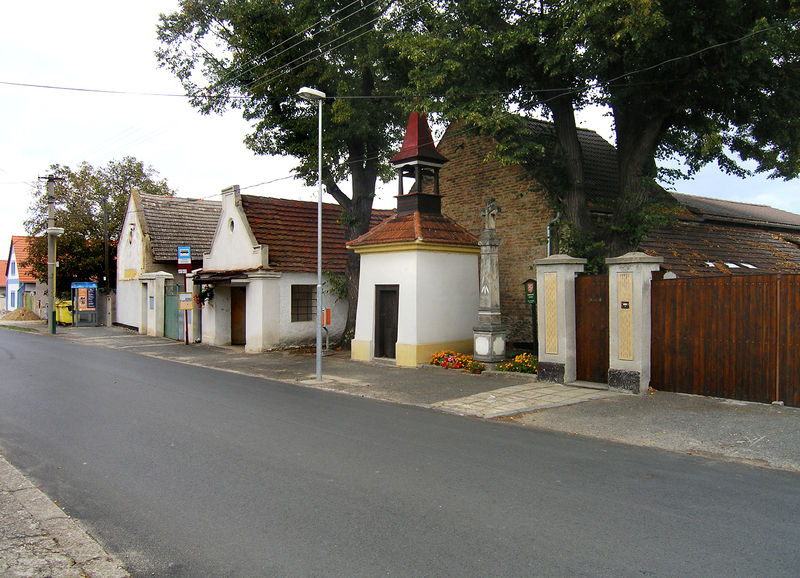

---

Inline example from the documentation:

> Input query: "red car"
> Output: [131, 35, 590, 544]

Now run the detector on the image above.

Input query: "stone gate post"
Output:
[605, 252, 663, 393]
[534, 255, 586, 383]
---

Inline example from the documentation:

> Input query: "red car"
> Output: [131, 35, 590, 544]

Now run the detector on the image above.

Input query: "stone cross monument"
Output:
[473, 198, 506, 363]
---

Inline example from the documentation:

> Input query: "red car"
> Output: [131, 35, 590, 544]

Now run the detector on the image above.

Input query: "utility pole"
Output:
[103, 192, 109, 293]
[44, 176, 64, 334]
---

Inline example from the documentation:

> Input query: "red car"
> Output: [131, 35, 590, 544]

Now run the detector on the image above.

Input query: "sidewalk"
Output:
[2, 321, 799, 575]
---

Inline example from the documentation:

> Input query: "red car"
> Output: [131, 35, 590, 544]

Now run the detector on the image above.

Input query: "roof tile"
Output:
[240, 195, 392, 273]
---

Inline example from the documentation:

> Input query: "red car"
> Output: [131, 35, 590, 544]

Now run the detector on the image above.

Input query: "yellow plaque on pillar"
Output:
[544, 272, 558, 354]
[618, 272, 633, 360]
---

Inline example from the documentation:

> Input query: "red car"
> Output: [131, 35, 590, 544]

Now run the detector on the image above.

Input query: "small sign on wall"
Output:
[179, 292, 193, 311]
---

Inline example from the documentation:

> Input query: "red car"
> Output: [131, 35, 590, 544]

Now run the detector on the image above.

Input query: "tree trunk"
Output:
[548, 97, 592, 237]
[608, 103, 666, 256]
[324, 157, 378, 344]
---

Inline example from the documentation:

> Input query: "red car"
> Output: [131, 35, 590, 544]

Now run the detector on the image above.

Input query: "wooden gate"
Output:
[164, 284, 179, 340]
[651, 275, 800, 406]
[575, 275, 609, 383]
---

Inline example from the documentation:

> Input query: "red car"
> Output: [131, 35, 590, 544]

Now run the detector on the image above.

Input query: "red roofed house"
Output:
[0, 259, 7, 309]
[5, 236, 46, 316]
[348, 113, 480, 366]
[195, 185, 391, 352]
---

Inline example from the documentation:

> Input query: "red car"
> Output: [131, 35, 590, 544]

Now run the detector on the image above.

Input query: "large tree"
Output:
[398, 0, 800, 260]
[156, 0, 412, 336]
[24, 157, 172, 297]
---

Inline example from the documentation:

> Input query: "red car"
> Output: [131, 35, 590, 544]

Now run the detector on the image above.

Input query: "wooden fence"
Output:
[651, 274, 800, 406]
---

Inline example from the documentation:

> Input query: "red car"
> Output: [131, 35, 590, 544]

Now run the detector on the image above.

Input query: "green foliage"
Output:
[398, 0, 800, 256]
[324, 271, 347, 303]
[23, 158, 172, 296]
[195, 285, 215, 306]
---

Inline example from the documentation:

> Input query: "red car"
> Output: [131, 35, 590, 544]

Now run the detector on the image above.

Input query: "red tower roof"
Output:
[389, 112, 448, 166]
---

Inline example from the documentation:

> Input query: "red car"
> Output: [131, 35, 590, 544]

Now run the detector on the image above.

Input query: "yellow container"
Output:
[55, 300, 73, 325]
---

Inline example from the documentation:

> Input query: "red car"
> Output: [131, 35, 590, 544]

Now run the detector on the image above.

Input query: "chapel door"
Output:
[231, 286, 247, 345]
[375, 285, 399, 359]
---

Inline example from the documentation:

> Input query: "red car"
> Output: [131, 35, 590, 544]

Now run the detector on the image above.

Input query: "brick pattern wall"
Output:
[438, 131, 554, 343]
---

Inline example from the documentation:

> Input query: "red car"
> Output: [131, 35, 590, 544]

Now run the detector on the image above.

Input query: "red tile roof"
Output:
[8, 236, 37, 283]
[239, 195, 392, 273]
[0, 260, 7, 286]
[347, 211, 477, 249]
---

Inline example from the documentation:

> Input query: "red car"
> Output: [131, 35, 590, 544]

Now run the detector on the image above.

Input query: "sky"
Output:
[2, 1, 799, 254]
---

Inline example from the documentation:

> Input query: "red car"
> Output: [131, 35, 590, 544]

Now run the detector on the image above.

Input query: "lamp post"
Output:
[297, 86, 326, 381]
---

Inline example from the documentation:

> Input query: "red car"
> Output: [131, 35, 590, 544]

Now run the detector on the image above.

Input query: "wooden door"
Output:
[575, 275, 609, 383]
[231, 286, 246, 346]
[375, 285, 399, 358]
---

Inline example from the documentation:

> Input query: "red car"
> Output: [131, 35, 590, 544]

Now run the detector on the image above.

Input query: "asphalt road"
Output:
[1, 329, 799, 576]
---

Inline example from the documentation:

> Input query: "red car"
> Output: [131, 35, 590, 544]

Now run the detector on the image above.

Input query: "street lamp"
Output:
[297, 86, 326, 381]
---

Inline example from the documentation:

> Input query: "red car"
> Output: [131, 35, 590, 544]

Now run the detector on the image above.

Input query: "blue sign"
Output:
[177, 246, 191, 264]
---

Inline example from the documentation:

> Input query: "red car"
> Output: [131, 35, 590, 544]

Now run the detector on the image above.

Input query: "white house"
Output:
[194, 185, 391, 352]
[5, 236, 44, 315]
[116, 191, 220, 338]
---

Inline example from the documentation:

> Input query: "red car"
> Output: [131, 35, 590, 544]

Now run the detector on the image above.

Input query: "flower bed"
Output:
[430, 350, 485, 374]
[495, 352, 538, 374]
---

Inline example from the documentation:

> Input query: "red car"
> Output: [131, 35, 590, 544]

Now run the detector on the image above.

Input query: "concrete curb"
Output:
[0, 455, 129, 577]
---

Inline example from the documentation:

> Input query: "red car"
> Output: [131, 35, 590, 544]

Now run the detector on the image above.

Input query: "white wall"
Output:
[116, 196, 146, 328]
[354, 249, 478, 351]
[6, 246, 20, 311]
[278, 272, 348, 346]
[203, 186, 267, 272]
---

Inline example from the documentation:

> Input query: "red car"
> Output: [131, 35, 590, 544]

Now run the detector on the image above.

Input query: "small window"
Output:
[291, 284, 316, 322]
[704, 261, 716, 267]
[724, 262, 740, 268]
[741, 262, 757, 269]
[10, 292, 15, 307]
[10, 261, 15, 275]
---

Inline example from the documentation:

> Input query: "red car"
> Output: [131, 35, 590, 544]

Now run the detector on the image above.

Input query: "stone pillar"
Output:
[606, 252, 663, 394]
[473, 198, 506, 363]
[187, 273, 201, 344]
[140, 271, 173, 338]
[245, 271, 281, 352]
[533, 254, 586, 384]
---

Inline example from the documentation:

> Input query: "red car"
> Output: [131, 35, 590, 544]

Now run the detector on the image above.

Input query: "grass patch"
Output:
[0, 324, 39, 333]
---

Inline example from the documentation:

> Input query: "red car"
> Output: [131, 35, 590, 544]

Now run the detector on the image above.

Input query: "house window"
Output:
[10, 292, 15, 308]
[10, 261, 15, 276]
[291, 284, 316, 322]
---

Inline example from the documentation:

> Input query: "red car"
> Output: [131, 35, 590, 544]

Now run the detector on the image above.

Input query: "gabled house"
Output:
[194, 185, 392, 352]
[0, 259, 7, 309]
[5, 236, 46, 316]
[436, 121, 800, 343]
[116, 191, 221, 337]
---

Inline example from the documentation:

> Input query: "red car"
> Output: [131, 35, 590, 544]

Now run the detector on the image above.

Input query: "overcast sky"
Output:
[2, 1, 799, 253]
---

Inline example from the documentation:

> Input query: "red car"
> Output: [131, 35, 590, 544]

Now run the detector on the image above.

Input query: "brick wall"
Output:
[438, 129, 554, 343]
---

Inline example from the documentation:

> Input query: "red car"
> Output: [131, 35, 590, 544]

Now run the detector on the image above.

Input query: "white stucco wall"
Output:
[6, 246, 20, 311]
[203, 186, 268, 272]
[278, 272, 348, 346]
[354, 248, 479, 357]
[116, 196, 146, 329]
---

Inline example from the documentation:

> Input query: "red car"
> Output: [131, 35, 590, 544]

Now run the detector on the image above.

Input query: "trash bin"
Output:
[55, 300, 73, 325]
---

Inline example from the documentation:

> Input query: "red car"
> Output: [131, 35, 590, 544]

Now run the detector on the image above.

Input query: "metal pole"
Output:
[47, 178, 56, 334]
[316, 97, 323, 381]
